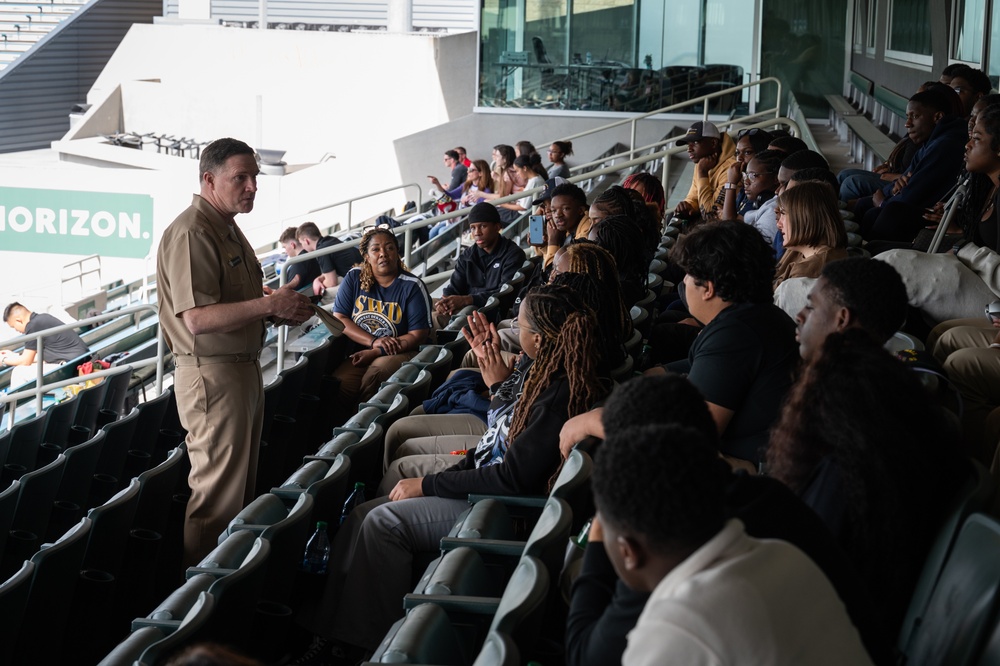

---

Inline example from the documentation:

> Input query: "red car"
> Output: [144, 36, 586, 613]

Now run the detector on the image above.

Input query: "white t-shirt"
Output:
[624, 520, 874, 666]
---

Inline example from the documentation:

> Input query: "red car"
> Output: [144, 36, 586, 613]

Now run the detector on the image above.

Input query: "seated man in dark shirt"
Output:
[278, 226, 321, 290]
[2, 302, 90, 386]
[659, 220, 798, 468]
[296, 221, 363, 298]
[433, 202, 525, 328]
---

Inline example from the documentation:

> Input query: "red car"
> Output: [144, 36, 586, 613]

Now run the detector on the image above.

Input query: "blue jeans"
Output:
[838, 168, 886, 202]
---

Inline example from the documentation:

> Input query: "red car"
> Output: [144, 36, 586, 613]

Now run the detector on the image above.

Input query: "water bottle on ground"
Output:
[340, 482, 366, 525]
[301, 521, 331, 574]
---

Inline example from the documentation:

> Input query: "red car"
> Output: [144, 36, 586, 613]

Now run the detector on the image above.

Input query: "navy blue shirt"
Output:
[333, 267, 432, 351]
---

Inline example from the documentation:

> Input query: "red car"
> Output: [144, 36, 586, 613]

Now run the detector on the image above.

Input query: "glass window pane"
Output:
[867, 0, 877, 51]
[988, 1, 1000, 85]
[887, 0, 931, 56]
[952, 0, 985, 63]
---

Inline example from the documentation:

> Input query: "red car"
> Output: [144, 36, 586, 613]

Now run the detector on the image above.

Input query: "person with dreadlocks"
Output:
[297, 284, 608, 661]
[331, 226, 432, 419]
[551, 242, 632, 366]
[381, 272, 619, 479]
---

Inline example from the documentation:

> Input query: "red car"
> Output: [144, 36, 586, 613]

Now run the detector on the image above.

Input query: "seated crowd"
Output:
[268, 105, 999, 666]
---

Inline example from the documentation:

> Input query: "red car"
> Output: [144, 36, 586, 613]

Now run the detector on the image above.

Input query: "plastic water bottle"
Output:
[340, 482, 366, 525]
[301, 521, 331, 574]
[585, 51, 593, 65]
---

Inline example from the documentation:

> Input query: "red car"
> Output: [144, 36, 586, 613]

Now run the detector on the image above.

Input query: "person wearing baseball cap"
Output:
[674, 120, 737, 223]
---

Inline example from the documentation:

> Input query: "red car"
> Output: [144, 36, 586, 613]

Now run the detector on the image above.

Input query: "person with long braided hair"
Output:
[300, 284, 607, 659]
[330, 226, 432, 419]
[554, 242, 633, 360]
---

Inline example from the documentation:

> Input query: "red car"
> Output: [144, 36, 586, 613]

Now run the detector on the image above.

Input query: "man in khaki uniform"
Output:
[156, 137, 313, 564]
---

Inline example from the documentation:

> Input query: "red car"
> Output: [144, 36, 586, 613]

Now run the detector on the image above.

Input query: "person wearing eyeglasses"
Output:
[720, 128, 774, 222]
[725, 149, 781, 236]
[948, 66, 991, 117]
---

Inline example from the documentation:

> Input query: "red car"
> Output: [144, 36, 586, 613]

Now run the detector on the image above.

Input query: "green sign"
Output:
[0, 186, 154, 258]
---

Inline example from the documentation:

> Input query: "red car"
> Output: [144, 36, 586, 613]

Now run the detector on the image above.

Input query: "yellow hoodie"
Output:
[682, 132, 738, 217]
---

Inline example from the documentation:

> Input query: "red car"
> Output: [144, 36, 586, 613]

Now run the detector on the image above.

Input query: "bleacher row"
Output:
[0, 196, 680, 664]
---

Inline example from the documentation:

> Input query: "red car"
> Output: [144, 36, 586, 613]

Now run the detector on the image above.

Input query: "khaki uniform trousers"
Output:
[174, 359, 263, 565]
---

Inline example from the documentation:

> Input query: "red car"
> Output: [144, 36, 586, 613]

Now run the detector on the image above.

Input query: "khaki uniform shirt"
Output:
[156, 195, 265, 357]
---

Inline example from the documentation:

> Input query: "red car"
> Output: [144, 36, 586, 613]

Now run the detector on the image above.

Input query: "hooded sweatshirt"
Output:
[682, 132, 738, 216]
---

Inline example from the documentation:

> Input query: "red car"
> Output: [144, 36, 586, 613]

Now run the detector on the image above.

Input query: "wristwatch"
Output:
[723, 182, 738, 190]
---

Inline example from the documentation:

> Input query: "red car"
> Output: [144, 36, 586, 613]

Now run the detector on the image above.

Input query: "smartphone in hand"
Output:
[529, 215, 546, 245]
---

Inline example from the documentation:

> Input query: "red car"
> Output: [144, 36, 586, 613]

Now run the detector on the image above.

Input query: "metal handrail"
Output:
[568, 110, 793, 175]
[273, 114, 807, 373]
[304, 182, 424, 231]
[542, 76, 782, 154]
[0, 303, 164, 427]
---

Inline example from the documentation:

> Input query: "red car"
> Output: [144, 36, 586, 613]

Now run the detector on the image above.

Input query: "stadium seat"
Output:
[275, 355, 310, 420]
[646, 273, 664, 296]
[84, 477, 141, 576]
[93, 407, 140, 499]
[312, 421, 384, 491]
[0, 560, 34, 666]
[366, 602, 466, 666]
[129, 388, 173, 457]
[132, 446, 187, 538]
[406, 346, 454, 391]
[255, 375, 287, 495]
[48, 429, 106, 540]
[478, 295, 502, 325]
[300, 335, 333, 396]
[100, 366, 134, 417]
[134, 591, 216, 666]
[609, 355, 634, 383]
[635, 289, 656, 310]
[94, 626, 165, 666]
[10, 453, 66, 545]
[902, 513, 1000, 665]
[312, 430, 361, 459]
[391, 368, 434, 405]
[40, 392, 81, 449]
[74, 381, 110, 437]
[4, 412, 46, 474]
[13, 517, 93, 664]
[219, 493, 312, 606]
[471, 630, 520, 666]
[0, 429, 9, 470]
[0, 479, 20, 568]
[272, 455, 351, 529]
[899, 460, 996, 654]
[387, 556, 549, 663]
[432, 498, 571, 595]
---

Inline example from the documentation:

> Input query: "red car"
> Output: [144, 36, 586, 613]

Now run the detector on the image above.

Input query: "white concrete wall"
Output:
[0, 24, 479, 313]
